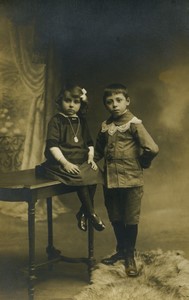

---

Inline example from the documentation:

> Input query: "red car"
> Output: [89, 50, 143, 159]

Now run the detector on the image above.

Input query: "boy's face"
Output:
[61, 91, 81, 116]
[104, 93, 130, 117]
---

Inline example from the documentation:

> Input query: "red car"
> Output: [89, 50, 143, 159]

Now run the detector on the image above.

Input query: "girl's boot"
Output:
[76, 185, 97, 232]
[76, 205, 88, 231]
[77, 186, 105, 231]
[101, 221, 125, 265]
[125, 224, 138, 277]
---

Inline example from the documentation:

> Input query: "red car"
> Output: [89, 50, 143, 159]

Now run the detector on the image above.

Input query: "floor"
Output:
[0, 184, 189, 300]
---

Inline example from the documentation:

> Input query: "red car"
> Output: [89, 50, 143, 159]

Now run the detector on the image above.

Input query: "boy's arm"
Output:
[131, 123, 159, 168]
[94, 130, 106, 162]
[82, 118, 94, 147]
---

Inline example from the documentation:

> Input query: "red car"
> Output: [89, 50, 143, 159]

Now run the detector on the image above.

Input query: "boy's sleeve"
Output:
[82, 118, 94, 147]
[131, 123, 159, 168]
[94, 129, 106, 162]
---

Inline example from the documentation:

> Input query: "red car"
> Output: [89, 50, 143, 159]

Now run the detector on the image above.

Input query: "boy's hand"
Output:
[63, 161, 80, 174]
[139, 149, 153, 169]
[88, 158, 98, 170]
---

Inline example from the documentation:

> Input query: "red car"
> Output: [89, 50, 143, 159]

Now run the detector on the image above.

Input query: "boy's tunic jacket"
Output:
[95, 110, 159, 189]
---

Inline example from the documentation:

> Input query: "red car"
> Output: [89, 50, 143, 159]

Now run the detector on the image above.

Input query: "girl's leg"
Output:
[77, 185, 97, 211]
[76, 185, 97, 232]
[76, 186, 105, 231]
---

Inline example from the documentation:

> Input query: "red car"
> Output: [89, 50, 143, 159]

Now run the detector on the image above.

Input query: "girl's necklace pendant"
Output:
[66, 116, 80, 143]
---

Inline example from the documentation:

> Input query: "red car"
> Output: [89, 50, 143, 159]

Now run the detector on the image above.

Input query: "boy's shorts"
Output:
[103, 186, 144, 224]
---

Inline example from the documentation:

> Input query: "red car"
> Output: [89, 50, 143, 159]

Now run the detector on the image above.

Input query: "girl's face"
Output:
[61, 91, 81, 116]
[104, 92, 130, 117]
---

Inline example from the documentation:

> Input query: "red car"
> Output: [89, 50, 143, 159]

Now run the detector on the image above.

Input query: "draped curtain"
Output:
[8, 20, 46, 168]
[0, 19, 68, 221]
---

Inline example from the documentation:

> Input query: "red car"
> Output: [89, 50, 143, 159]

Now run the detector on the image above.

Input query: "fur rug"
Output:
[74, 249, 189, 300]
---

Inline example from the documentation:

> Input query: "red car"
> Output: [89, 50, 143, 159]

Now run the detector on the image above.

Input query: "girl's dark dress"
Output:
[42, 113, 103, 186]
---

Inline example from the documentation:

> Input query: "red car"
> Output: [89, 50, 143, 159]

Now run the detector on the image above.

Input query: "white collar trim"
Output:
[101, 116, 142, 136]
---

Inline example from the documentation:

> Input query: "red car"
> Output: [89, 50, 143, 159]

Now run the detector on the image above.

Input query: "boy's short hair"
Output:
[103, 83, 129, 104]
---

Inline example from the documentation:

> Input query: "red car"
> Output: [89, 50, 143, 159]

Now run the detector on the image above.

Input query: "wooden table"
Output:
[0, 169, 94, 300]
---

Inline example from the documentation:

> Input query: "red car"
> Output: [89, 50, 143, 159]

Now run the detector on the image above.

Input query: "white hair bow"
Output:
[81, 88, 87, 101]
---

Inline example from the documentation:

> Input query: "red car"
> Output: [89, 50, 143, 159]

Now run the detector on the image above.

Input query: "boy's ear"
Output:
[126, 97, 130, 105]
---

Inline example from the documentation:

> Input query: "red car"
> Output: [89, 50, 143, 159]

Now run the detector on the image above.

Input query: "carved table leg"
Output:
[46, 197, 53, 256]
[88, 219, 95, 283]
[28, 199, 36, 300]
[46, 197, 61, 265]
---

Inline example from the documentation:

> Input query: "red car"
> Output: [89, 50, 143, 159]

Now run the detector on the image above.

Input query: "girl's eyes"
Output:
[63, 98, 70, 103]
[74, 99, 81, 104]
[64, 98, 81, 104]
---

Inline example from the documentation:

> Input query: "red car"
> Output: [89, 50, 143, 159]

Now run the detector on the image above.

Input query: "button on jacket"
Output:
[95, 110, 159, 188]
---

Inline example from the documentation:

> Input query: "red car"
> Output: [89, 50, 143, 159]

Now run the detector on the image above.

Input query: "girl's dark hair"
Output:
[103, 83, 129, 104]
[55, 84, 88, 117]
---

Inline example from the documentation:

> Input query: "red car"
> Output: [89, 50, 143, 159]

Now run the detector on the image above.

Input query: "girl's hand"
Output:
[63, 162, 80, 174]
[88, 158, 98, 170]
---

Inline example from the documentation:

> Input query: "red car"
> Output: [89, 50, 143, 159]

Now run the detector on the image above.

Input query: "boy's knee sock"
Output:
[125, 224, 138, 257]
[112, 221, 126, 253]
[77, 186, 94, 215]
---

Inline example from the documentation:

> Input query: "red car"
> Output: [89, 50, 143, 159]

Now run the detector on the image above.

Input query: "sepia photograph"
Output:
[0, 0, 189, 299]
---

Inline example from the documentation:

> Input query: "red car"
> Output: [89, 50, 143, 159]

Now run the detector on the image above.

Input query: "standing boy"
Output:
[95, 83, 159, 276]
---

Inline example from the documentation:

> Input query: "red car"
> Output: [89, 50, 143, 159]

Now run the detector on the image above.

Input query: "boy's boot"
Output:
[77, 186, 105, 232]
[101, 221, 125, 265]
[125, 224, 138, 277]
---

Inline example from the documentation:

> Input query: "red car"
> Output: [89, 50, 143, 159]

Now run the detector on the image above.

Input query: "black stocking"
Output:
[76, 186, 95, 216]
[77, 185, 96, 216]
[125, 224, 138, 257]
[112, 221, 126, 253]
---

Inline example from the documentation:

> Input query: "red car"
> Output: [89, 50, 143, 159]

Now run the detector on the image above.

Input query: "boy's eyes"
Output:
[106, 98, 122, 104]
[105, 99, 112, 105]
